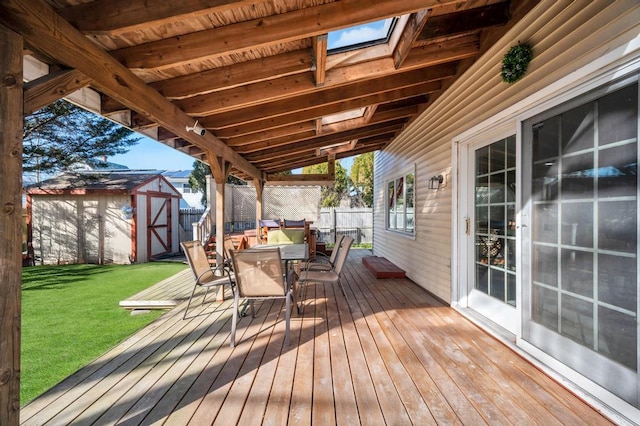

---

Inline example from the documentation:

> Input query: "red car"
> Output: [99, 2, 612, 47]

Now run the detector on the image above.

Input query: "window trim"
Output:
[385, 165, 415, 236]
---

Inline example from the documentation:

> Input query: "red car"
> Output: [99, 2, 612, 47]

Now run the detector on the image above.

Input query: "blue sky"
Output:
[110, 137, 195, 171]
[110, 136, 355, 174]
[328, 19, 393, 50]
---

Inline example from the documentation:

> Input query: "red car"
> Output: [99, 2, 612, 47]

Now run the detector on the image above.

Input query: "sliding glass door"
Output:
[522, 76, 639, 406]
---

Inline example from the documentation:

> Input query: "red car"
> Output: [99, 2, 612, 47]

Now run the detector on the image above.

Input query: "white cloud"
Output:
[328, 19, 393, 50]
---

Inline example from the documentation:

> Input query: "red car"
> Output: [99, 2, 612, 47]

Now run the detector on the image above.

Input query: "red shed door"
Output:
[147, 194, 172, 259]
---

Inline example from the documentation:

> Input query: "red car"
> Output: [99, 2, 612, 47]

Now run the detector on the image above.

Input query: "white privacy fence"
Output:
[316, 208, 373, 244]
[179, 185, 372, 244]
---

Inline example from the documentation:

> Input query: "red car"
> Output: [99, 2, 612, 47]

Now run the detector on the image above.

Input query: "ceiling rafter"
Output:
[109, 0, 457, 70]
[58, 0, 258, 35]
[199, 67, 454, 127]
[245, 121, 405, 162]
[229, 105, 417, 151]
[150, 50, 313, 100]
[202, 82, 440, 135]
[174, 47, 464, 116]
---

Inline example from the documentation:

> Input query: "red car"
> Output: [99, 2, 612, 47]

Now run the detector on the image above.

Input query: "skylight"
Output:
[328, 18, 396, 53]
[321, 108, 366, 125]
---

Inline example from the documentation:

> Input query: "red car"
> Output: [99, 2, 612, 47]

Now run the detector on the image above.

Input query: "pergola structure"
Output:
[0, 0, 537, 423]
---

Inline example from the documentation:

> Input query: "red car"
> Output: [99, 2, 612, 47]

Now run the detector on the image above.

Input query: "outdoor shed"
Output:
[26, 171, 181, 265]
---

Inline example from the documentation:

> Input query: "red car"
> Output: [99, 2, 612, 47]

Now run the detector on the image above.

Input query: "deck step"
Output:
[362, 256, 406, 279]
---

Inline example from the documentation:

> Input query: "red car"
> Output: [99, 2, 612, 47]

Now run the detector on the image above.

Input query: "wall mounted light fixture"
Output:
[429, 174, 444, 190]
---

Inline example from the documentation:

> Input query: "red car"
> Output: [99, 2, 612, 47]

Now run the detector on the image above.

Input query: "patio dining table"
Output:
[246, 243, 309, 272]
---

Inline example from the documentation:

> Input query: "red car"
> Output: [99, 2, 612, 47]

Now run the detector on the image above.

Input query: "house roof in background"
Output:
[162, 170, 192, 179]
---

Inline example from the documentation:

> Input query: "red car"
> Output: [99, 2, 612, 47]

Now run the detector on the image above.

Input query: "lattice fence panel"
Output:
[263, 186, 321, 223]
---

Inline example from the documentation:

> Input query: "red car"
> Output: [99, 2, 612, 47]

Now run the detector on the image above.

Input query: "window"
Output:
[182, 183, 192, 194]
[386, 168, 415, 234]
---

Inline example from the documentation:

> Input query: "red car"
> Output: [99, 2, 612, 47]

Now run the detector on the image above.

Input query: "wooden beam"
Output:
[312, 34, 328, 86]
[246, 122, 405, 161]
[260, 132, 396, 171]
[150, 50, 312, 100]
[0, 23, 22, 426]
[201, 66, 454, 127]
[232, 108, 415, 152]
[220, 121, 315, 144]
[58, 0, 258, 35]
[203, 81, 440, 134]
[111, 0, 452, 70]
[393, 10, 431, 69]
[0, 0, 262, 180]
[254, 178, 264, 235]
[402, 34, 480, 69]
[418, 3, 511, 41]
[176, 59, 457, 116]
[23, 68, 91, 114]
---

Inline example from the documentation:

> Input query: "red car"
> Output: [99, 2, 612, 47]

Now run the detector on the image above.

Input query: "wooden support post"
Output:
[253, 178, 264, 241]
[208, 153, 231, 301]
[0, 24, 23, 426]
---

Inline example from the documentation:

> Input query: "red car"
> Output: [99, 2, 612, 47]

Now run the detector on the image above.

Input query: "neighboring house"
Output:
[371, 2, 640, 421]
[26, 171, 181, 264]
[162, 170, 204, 209]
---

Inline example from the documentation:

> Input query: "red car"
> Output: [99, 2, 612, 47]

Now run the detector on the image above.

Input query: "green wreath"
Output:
[501, 44, 533, 84]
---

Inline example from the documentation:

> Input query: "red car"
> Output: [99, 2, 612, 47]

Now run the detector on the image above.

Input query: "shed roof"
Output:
[25, 172, 164, 193]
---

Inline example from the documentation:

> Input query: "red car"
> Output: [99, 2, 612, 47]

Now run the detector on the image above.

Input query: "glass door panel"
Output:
[474, 136, 517, 306]
[524, 80, 639, 406]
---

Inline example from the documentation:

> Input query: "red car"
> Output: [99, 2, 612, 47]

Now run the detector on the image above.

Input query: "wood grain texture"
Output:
[19, 251, 614, 425]
[0, 24, 22, 426]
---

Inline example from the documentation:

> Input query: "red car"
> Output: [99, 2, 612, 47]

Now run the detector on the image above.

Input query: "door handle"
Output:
[465, 218, 471, 236]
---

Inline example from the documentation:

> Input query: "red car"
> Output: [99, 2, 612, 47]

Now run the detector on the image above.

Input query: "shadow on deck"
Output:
[21, 249, 612, 425]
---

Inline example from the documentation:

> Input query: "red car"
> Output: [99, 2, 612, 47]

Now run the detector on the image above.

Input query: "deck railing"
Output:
[192, 206, 211, 243]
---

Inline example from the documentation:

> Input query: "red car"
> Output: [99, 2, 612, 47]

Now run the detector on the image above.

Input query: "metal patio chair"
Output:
[296, 236, 354, 312]
[181, 240, 235, 320]
[230, 248, 294, 347]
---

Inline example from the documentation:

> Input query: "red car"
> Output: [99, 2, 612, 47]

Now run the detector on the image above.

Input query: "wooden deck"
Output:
[21, 250, 612, 425]
[119, 268, 194, 310]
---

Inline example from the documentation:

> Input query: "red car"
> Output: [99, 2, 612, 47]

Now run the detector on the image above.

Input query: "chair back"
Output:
[181, 240, 217, 283]
[267, 229, 305, 244]
[231, 248, 287, 297]
[332, 236, 353, 275]
[328, 234, 345, 265]
[283, 218, 305, 228]
[222, 236, 236, 264]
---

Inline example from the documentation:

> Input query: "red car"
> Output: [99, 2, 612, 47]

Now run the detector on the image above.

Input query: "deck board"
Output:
[21, 250, 614, 425]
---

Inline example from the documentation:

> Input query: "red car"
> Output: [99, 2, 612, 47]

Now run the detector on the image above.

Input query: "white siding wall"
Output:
[373, 0, 640, 302]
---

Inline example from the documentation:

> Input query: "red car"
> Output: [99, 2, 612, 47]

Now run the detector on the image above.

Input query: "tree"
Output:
[188, 160, 246, 206]
[23, 99, 139, 176]
[302, 161, 349, 207]
[350, 152, 374, 207]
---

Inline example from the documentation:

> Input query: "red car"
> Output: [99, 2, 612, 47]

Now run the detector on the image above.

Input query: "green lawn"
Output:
[20, 262, 187, 405]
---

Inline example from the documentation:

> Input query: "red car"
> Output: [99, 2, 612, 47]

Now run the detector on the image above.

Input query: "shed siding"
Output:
[373, 0, 640, 302]
[31, 194, 132, 264]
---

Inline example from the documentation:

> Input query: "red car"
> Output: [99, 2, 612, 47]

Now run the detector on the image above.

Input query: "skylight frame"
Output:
[327, 17, 399, 55]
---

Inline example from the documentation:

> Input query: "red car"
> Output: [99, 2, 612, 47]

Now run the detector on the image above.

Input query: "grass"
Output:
[21, 262, 187, 406]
